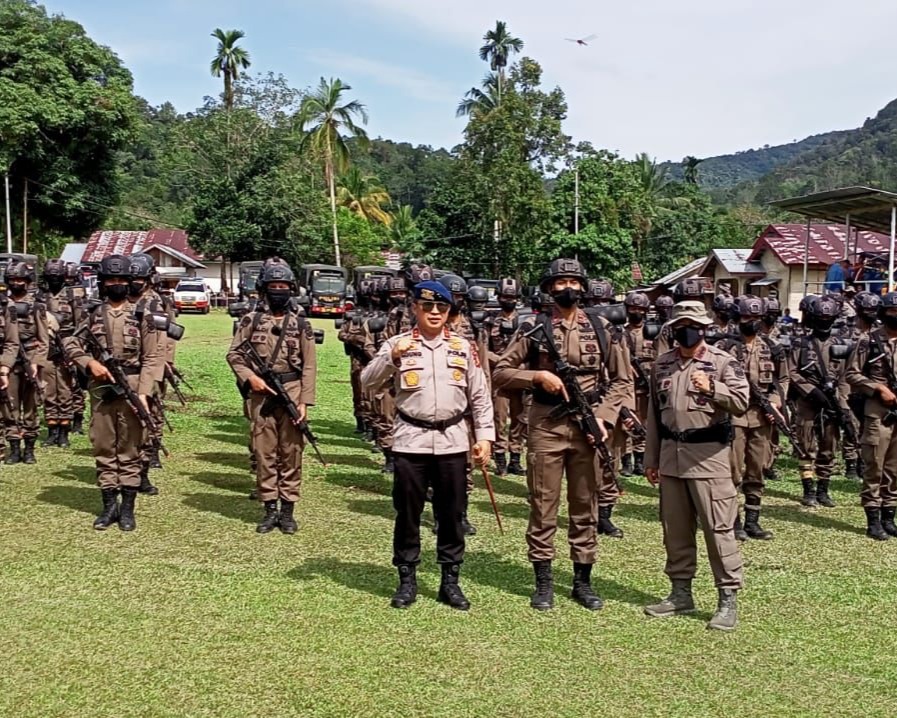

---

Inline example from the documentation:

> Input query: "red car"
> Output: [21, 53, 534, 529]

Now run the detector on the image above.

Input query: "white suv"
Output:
[174, 280, 211, 314]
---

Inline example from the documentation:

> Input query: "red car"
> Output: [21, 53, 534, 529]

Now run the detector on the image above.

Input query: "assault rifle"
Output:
[748, 380, 809, 460]
[523, 322, 612, 467]
[18, 346, 45, 405]
[236, 340, 327, 467]
[620, 406, 646, 440]
[164, 363, 189, 406]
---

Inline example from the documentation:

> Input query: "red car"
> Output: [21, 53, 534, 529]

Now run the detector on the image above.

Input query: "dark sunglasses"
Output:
[418, 300, 451, 314]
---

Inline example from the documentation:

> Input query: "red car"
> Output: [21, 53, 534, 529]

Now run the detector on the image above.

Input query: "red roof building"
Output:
[81, 230, 204, 266]
[748, 224, 890, 267]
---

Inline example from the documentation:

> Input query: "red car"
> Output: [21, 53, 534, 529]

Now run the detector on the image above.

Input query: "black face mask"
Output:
[883, 315, 897, 330]
[389, 296, 405, 307]
[812, 319, 834, 338]
[129, 280, 146, 298]
[627, 312, 644, 326]
[105, 284, 129, 302]
[762, 315, 776, 328]
[266, 289, 292, 312]
[551, 288, 580, 309]
[673, 325, 704, 348]
[47, 278, 65, 294]
[9, 282, 27, 297]
[499, 300, 517, 312]
[739, 321, 759, 337]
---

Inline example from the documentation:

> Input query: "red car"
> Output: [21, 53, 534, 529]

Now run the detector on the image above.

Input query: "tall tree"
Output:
[297, 77, 369, 266]
[336, 166, 392, 225]
[479, 20, 523, 104]
[682, 155, 703, 185]
[209, 29, 251, 112]
[456, 73, 500, 118]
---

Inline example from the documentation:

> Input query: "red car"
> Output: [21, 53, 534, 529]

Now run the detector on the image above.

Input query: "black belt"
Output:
[533, 387, 605, 407]
[121, 366, 141, 376]
[659, 421, 733, 445]
[397, 409, 466, 432]
[276, 371, 301, 382]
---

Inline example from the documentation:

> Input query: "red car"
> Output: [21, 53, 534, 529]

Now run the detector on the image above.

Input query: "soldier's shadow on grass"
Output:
[307, 418, 357, 439]
[189, 471, 252, 495]
[762, 505, 865, 536]
[287, 558, 439, 602]
[484, 474, 529, 500]
[38, 484, 97, 516]
[192, 451, 250, 473]
[182, 491, 257, 524]
[326, 453, 380, 470]
[615, 502, 661, 524]
[619, 481, 659, 499]
[344, 497, 395, 521]
[324, 467, 392, 496]
[52, 466, 96, 485]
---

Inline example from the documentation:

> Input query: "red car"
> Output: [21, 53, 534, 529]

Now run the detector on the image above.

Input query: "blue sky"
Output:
[52, 0, 897, 162]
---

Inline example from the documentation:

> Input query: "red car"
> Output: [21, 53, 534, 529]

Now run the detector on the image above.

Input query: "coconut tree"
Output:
[479, 20, 523, 104]
[456, 73, 500, 118]
[682, 155, 703, 185]
[337, 167, 392, 225]
[209, 29, 251, 111]
[297, 77, 369, 266]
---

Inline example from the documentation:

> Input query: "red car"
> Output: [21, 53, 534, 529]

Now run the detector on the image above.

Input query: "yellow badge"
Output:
[452, 369, 463, 382]
[405, 371, 419, 387]
[449, 338, 463, 350]
[450, 357, 466, 367]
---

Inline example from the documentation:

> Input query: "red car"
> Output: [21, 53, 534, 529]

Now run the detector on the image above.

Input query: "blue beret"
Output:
[413, 280, 453, 304]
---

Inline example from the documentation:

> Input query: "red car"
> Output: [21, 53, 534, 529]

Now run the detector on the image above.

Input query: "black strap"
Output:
[275, 370, 301, 383]
[812, 337, 830, 383]
[396, 409, 466, 432]
[659, 421, 733, 444]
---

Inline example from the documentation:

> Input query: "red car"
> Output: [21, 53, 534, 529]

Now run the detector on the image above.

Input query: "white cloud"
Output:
[307, 49, 457, 104]
[355, 0, 897, 159]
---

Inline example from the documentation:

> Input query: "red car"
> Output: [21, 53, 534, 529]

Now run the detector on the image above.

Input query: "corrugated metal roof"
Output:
[60, 243, 87, 264]
[769, 186, 897, 234]
[701, 248, 765, 276]
[650, 256, 706, 287]
[748, 224, 891, 266]
[81, 230, 202, 264]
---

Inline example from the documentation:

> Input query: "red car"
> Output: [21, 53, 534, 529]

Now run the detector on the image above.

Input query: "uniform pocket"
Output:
[710, 481, 738, 532]
[399, 367, 426, 391]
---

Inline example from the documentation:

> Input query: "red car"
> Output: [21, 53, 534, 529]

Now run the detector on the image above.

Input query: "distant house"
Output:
[66, 230, 239, 293]
[698, 249, 765, 297]
[747, 224, 891, 312]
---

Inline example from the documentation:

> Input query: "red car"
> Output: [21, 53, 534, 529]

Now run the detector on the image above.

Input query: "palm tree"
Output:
[209, 29, 251, 111]
[682, 155, 703, 185]
[297, 77, 370, 266]
[479, 20, 523, 104]
[456, 73, 500, 118]
[337, 167, 392, 225]
[635, 152, 670, 198]
[389, 205, 422, 255]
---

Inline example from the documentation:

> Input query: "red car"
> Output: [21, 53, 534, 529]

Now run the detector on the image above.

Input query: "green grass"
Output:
[1, 311, 895, 717]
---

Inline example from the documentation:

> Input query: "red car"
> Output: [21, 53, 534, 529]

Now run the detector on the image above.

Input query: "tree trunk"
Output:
[325, 137, 341, 266]
[221, 258, 228, 296]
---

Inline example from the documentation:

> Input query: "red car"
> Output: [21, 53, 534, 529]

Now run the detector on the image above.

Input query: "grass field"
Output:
[1, 311, 895, 717]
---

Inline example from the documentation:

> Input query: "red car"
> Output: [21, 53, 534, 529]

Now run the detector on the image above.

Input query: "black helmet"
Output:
[498, 278, 520, 298]
[809, 295, 840, 320]
[128, 252, 155, 279]
[712, 293, 734, 315]
[854, 291, 882, 315]
[42, 259, 66, 278]
[6, 260, 35, 282]
[672, 278, 704, 302]
[98, 254, 133, 279]
[405, 262, 433, 287]
[733, 294, 766, 319]
[798, 294, 819, 314]
[880, 292, 897, 309]
[624, 291, 650, 310]
[257, 258, 296, 290]
[587, 278, 614, 300]
[655, 295, 674, 309]
[764, 297, 781, 316]
[467, 285, 489, 304]
[530, 290, 543, 311]
[64, 262, 83, 284]
[386, 277, 406, 293]
[540, 258, 587, 292]
[438, 273, 468, 296]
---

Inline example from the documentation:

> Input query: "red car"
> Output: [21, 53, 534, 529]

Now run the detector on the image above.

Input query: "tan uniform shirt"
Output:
[13, 293, 49, 367]
[723, 336, 787, 428]
[361, 327, 495, 455]
[227, 310, 317, 407]
[646, 342, 749, 479]
[787, 334, 851, 411]
[0, 304, 20, 370]
[625, 322, 656, 396]
[846, 327, 897, 419]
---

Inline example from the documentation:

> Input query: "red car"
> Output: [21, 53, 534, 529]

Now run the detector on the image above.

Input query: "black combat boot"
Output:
[844, 459, 856, 478]
[530, 561, 554, 611]
[382, 449, 395, 474]
[92, 489, 120, 530]
[57, 424, 71, 449]
[763, 465, 780, 482]
[707, 589, 738, 631]
[632, 451, 645, 476]
[22, 438, 36, 465]
[493, 452, 507, 476]
[801, 479, 818, 507]
[734, 511, 748, 542]
[119, 487, 137, 532]
[42, 425, 60, 447]
[437, 563, 470, 611]
[354, 416, 365, 434]
[744, 507, 773, 540]
[279, 501, 298, 534]
[390, 564, 417, 609]
[644, 578, 695, 617]
[597, 504, 624, 538]
[5, 439, 21, 465]
[507, 453, 525, 476]
[866, 508, 891, 541]
[72, 413, 84, 435]
[256, 500, 280, 534]
[148, 447, 163, 470]
[137, 463, 159, 496]
[620, 453, 634, 477]
[881, 507, 897, 537]
[816, 479, 836, 508]
[571, 562, 603, 611]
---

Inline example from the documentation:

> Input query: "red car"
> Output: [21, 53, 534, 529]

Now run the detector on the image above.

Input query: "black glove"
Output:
[808, 387, 830, 409]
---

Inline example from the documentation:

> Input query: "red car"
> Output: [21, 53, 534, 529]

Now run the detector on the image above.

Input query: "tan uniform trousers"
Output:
[372, 389, 395, 450]
[249, 393, 305, 503]
[632, 393, 649, 453]
[72, 384, 85, 416]
[349, 357, 365, 419]
[731, 423, 772, 509]
[90, 395, 146, 489]
[660, 475, 744, 590]
[493, 390, 527, 455]
[43, 362, 74, 423]
[597, 418, 627, 507]
[859, 414, 897, 509]
[796, 400, 838, 480]
[527, 418, 598, 564]
[5, 368, 40, 440]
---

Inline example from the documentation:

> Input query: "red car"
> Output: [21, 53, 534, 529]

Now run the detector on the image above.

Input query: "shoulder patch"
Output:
[239, 315, 253, 328]
[470, 341, 481, 368]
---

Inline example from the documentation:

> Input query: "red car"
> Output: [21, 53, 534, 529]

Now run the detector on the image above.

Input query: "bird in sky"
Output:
[565, 34, 597, 47]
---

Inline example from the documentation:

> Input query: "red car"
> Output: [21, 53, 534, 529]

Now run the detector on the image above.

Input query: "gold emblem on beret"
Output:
[405, 371, 419, 387]
[420, 288, 435, 300]
[452, 369, 463, 381]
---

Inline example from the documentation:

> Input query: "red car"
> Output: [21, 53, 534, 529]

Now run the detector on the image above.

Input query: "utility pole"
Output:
[574, 166, 580, 235]
[4, 172, 12, 254]
[22, 178, 28, 254]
